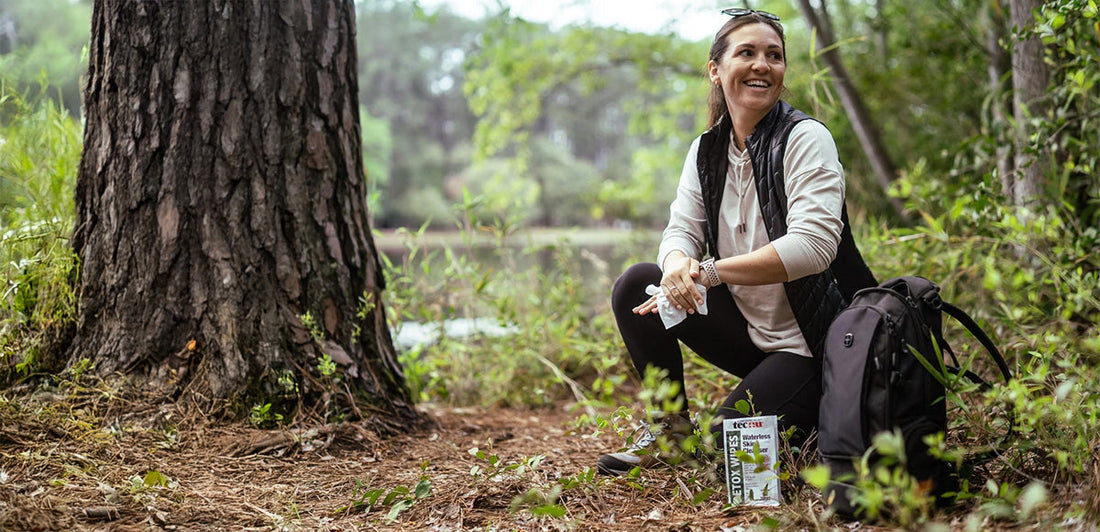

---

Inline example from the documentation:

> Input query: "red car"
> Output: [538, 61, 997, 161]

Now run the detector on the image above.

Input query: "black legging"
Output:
[611, 262, 822, 440]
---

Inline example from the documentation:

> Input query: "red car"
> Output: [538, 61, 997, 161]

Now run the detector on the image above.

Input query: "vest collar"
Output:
[705, 101, 790, 151]
[745, 100, 792, 156]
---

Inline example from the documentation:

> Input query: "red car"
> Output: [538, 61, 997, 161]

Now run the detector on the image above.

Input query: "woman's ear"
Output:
[707, 60, 720, 85]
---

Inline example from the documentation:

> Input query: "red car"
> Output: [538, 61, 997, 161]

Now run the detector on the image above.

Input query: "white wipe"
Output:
[644, 283, 708, 329]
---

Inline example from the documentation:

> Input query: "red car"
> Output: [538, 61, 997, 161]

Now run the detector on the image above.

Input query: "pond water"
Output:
[392, 317, 521, 350]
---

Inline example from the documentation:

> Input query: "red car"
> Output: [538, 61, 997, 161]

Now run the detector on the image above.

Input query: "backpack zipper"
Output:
[884, 316, 897, 425]
[849, 303, 905, 446]
[882, 288, 939, 424]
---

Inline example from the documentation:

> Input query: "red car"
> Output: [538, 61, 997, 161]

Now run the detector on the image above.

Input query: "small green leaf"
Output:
[382, 490, 399, 506]
[475, 271, 491, 293]
[414, 479, 432, 499]
[531, 504, 567, 517]
[366, 489, 383, 506]
[1018, 482, 1048, 518]
[692, 487, 715, 505]
[734, 450, 755, 463]
[986, 479, 1000, 496]
[384, 485, 410, 507]
[143, 470, 170, 487]
[871, 430, 905, 459]
[385, 499, 414, 523]
[734, 400, 751, 415]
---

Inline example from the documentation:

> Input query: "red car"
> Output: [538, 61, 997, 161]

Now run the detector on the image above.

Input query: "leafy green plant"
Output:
[568, 405, 636, 440]
[249, 403, 284, 428]
[316, 354, 336, 378]
[339, 474, 432, 524]
[509, 484, 567, 518]
[65, 357, 93, 381]
[127, 470, 176, 496]
[557, 466, 600, 492]
[978, 480, 1049, 521]
[801, 431, 937, 526]
[468, 446, 546, 485]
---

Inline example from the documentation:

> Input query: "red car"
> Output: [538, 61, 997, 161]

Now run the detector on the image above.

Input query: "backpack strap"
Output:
[946, 366, 992, 391]
[939, 302, 1013, 384]
[938, 301, 1016, 462]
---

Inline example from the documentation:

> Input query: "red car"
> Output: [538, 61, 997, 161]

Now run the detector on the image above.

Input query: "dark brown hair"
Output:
[706, 14, 787, 129]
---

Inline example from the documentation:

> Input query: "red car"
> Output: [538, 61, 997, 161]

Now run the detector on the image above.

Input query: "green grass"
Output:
[0, 82, 80, 376]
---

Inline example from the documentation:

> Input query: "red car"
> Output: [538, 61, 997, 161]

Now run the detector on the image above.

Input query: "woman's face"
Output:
[708, 23, 785, 118]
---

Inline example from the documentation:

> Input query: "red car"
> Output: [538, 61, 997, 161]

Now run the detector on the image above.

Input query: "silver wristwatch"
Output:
[700, 258, 721, 287]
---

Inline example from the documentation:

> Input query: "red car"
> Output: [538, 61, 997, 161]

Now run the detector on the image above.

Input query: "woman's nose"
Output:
[752, 55, 770, 72]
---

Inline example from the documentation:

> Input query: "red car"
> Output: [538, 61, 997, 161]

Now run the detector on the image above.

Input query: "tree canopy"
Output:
[4, 0, 1096, 229]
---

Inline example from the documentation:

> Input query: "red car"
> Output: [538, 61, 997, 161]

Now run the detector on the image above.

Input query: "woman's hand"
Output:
[633, 294, 660, 315]
[636, 252, 705, 315]
[663, 254, 705, 312]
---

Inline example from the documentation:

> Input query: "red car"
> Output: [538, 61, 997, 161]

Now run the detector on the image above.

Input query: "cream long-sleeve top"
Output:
[657, 120, 846, 358]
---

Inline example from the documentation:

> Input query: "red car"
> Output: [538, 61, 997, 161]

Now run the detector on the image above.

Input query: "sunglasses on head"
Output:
[721, 8, 781, 21]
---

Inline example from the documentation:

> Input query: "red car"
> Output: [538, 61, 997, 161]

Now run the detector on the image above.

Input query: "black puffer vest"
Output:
[696, 100, 876, 358]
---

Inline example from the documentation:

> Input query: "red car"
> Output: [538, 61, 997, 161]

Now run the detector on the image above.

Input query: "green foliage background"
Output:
[1, 0, 1099, 527]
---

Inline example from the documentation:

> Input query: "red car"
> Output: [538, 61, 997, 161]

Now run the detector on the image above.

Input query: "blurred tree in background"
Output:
[355, 0, 481, 227]
[0, 0, 90, 117]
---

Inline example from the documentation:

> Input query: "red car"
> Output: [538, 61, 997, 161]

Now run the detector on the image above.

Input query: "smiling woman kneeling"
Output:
[597, 8, 876, 476]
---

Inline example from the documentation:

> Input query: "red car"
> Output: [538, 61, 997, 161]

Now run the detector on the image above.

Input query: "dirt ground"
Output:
[0, 388, 822, 532]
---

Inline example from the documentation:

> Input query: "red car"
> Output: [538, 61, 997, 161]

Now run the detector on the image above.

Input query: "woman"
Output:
[597, 8, 876, 476]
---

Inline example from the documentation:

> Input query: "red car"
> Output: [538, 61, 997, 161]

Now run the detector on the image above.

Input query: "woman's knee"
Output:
[710, 353, 822, 437]
[611, 262, 661, 312]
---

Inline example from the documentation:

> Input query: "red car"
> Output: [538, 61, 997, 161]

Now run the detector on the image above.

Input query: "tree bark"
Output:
[70, 0, 417, 426]
[987, 0, 1014, 194]
[796, 0, 905, 217]
[1008, 0, 1051, 209]
[873, 0, 889, 70]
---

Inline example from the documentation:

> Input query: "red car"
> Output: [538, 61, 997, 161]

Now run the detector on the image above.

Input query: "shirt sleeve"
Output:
[770, 120, 846, 281]
[657, 137, 707, 270]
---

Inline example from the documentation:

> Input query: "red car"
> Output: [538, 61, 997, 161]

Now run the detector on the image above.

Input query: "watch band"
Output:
[700, 258, 721, 287]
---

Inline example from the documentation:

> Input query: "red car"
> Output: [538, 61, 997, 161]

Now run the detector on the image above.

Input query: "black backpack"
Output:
[817, 276, 1012, 517]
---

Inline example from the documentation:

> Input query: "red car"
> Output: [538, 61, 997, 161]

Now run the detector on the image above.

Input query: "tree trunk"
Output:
[70, 0, 417, 427]
[874, 0, 889, 70]
[796, 0, 906, 217]
[987, 0, 1014, 192]
[1008, 0, 1051, 209]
